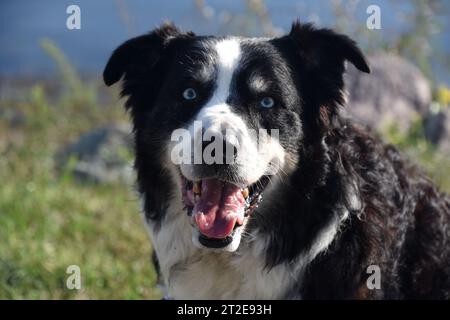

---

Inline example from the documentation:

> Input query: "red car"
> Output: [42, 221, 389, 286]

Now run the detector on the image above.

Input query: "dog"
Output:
[103, 21, 450, 299]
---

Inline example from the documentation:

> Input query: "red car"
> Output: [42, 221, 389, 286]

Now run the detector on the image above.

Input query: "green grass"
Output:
[382, 117, 450, 192]
[0, 79, 162, 299]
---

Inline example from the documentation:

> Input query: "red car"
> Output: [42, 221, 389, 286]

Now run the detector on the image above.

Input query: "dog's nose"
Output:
[201, 136, 238, 164]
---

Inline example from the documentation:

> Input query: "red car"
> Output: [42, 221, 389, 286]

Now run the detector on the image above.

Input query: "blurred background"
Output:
[1, 0, 450, 299]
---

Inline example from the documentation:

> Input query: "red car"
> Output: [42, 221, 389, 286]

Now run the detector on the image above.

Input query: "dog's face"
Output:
[104, 22, 369, 252]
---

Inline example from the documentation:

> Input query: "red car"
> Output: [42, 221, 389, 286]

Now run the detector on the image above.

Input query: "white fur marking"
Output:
[215, 39, 241, 100]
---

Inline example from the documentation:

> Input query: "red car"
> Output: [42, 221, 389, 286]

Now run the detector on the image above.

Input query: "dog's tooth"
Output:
[194, 194, 201, 204]
[242, 188, 249, 199]
[193, 182, 201, 194]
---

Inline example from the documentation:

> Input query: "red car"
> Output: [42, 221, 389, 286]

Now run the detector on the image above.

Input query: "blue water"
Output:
[0, 0, 449, 84]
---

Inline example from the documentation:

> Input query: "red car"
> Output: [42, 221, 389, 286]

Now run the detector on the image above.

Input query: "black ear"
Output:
[278, 21, 370, 130]
[288, 21, 370, 74]
[103, 22, 193, 86]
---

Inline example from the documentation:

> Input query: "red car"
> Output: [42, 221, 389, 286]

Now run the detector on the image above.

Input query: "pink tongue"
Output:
[194, 179, 245, 239]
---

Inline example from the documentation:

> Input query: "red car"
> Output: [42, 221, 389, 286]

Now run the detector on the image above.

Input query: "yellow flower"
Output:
[437, 86, 450, 107]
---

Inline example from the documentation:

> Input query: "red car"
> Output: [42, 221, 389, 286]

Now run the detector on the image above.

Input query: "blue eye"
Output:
[182, 88, 197, 100]
[260, 97, 274, 108]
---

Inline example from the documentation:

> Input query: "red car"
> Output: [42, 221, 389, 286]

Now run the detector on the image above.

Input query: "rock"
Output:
[424, 107, 450, 155]
[344, 53, 431, 132]
[57, 123, 134, 184]
[0, 108, 26, 127]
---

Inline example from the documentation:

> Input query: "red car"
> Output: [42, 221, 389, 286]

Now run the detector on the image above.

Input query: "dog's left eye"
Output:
[260, 97, 274, 109]
[182, 88, 197, 100]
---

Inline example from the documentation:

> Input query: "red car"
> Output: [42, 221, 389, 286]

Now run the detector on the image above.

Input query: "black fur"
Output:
[104, 21, 450, 299]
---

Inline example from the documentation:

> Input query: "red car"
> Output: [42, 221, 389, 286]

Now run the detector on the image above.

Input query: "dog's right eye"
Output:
[182, 88, 197, 100]
[260, 97, 275, 109]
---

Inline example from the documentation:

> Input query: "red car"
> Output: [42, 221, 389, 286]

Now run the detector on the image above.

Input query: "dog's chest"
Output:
[168, 254, 289, 299]
[146, 210, 291, 299]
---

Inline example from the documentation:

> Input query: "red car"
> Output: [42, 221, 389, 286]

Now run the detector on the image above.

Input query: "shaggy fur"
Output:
[103, 21, 450, 299]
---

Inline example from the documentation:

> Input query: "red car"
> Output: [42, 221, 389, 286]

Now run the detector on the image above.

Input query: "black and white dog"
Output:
[103, 21, 450, 299]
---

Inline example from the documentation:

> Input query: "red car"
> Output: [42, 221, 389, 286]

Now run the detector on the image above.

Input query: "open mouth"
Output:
[181, 176, 269, 249]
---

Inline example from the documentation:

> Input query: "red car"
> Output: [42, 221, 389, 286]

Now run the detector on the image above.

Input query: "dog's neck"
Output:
[140, 135, 357, 298]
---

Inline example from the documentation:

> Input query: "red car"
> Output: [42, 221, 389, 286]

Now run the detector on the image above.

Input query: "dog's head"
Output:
[104, 21, 369, 252]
